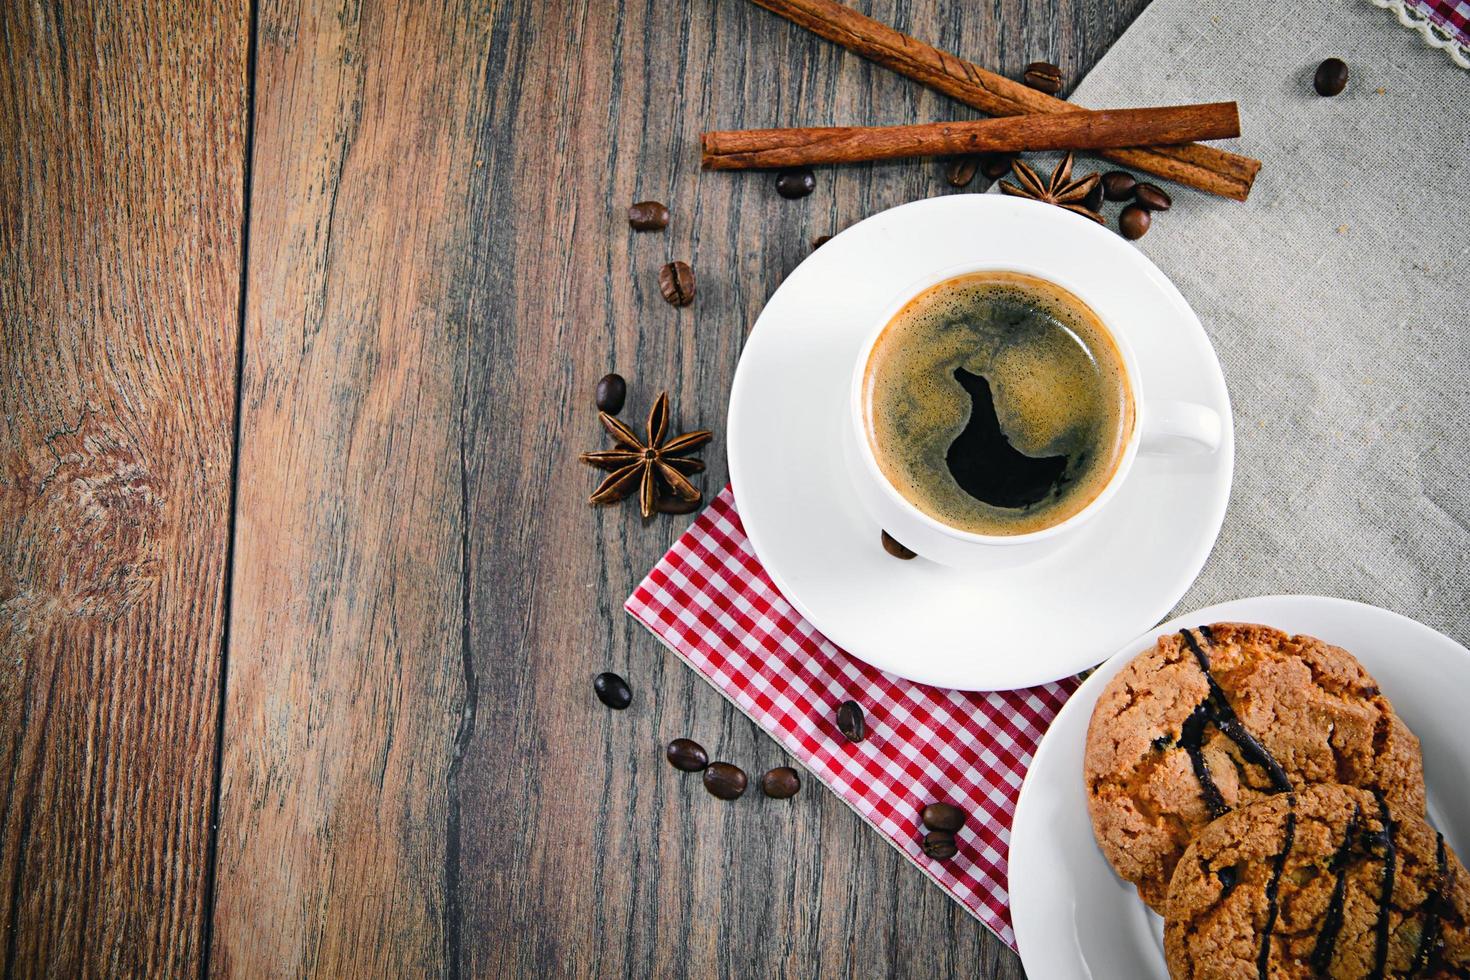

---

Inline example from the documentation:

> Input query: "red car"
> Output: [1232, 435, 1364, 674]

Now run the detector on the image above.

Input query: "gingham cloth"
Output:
[1401, 0, 1470, 59]
[1424, 0, 1470, 33]
[625, 487, 1079, 948]
[1373, 0, 1470, 66]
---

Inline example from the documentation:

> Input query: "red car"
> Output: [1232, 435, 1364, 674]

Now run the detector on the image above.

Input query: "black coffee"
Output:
[863, 271, 1133, 535]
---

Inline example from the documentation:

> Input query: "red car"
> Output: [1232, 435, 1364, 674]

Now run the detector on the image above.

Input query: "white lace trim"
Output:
[1370, 0, 1470, 69]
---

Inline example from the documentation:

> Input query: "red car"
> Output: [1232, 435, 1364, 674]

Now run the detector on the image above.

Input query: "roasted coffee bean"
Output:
[1102, 170, 1137, 202]
[880, 530, 917, 560]
[655, 494, 702, 515]
[1082, 180, 1104, 213]
[922, 830, 958, 860]
[812, 234, 832, 250]
[703, 762, 748, 800]
[946, 157, 980, 188]
[666, 738, 709, 772]
[921, 802, 967, 833]
[836, 700, 867, 742]
[1133, 183, 1171, 212]
[593, 672, 632, 710]
[595, 373, 627, 414]
[658, 261, 695, 306]
[1022, 61, 1063, 95]
[627, 200, 670, 231]
[775, 167, 816, 199]
[761, 766, 801, 799]
[1118, 204, 1151, 240]
[979, 152, 1015, 181]
[1314, 57, 1348, 97]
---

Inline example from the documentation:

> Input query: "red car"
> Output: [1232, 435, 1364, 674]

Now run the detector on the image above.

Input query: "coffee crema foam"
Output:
[863, 271, 1133, 536]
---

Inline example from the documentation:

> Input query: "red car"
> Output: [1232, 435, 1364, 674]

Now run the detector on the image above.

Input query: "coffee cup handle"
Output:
[1140, 401, 1223, 456]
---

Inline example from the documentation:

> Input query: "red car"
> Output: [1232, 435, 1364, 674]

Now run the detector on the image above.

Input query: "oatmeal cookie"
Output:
[1164, 784, 1467, 978]
[1084, 622, 1425, 912]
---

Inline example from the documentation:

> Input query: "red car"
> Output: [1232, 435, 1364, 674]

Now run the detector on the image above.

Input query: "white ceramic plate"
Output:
[1010, 595, 1470, 979]
[727, 194, 1234, 690]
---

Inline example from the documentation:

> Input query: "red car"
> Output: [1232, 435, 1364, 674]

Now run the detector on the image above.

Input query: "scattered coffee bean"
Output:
[761, 766, 801, 799]
[946, 156, 980, 188]
[627, 200, 670, 231]
[666, 738, 709, 772]
[880, 530, 917, 560]
[1022, 61, 1063, 95]
[921, 802, 967, 833]
[812, 234, 832, 250]
[658, 260, 695, 307]
[593, 671, 632, 710]
[1082, 180, 1104, 213]
[979, 153, 1015, 181]
[703, 762, 748, 800]
[1101, 170, 1136, 202]
[1132, 183, 1171, 212]
[655, 494, 702, 515]
[595, 373, 627, 414]
[1314, 57, 1348, 97]
[836, 700, 867, 743]
[1118, 204, 1151, 240]
[921, 830, 958, 860]
[775, 167, 816, 199]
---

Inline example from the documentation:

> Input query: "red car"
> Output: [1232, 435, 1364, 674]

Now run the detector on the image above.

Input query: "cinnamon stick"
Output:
[746, 0, 1260, 200]
[703, 102, 1239, 170]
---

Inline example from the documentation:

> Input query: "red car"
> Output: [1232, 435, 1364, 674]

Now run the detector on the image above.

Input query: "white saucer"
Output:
[726, 195, 1234, 690]
[1010, 595, 1470, 979]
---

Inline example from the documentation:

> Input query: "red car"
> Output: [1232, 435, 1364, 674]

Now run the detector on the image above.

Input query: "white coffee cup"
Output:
[844, 262, 1222, 570]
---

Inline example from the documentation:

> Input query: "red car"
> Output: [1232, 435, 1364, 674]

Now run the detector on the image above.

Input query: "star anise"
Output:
[999, 152, 1103, 223]
[580, 392, 711, 518]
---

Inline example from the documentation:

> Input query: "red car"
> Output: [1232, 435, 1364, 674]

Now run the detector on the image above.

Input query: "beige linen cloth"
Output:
[1059, 0, 1469, 641]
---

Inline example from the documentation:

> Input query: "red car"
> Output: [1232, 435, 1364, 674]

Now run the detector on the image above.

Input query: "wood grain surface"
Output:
[209, 0, 487, 974]
[0, 1, 247, 976]
[456, 1, 1142, 973]
[3, 1, 1150, 976]
[207, 1, 1148, 976]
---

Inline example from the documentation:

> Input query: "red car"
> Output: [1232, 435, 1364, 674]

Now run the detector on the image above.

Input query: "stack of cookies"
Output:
[1084, 622, 1468, 978]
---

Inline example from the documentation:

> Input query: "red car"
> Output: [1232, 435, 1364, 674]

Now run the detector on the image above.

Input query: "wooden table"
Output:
[1, 1, 1147, 974]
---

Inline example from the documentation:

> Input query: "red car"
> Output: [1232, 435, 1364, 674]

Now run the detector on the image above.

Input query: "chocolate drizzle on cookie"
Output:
[1258, 795, 1298, 980]
[1178, 628, 1293, 819]
[1369, 792, 1398, 980]
[1409, 831, 1451, 976]
[1310, 804, 1363, 974]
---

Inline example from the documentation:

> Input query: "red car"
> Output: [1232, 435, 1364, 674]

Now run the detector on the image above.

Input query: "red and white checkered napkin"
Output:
[625, 486, 1080, 948]
[1408, 0, 1470, 58]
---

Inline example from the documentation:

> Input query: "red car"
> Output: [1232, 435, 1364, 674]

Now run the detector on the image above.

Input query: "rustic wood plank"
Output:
[209, 0, 487, 974]
[213, 0, 1147, 976]
[0, 1, 247, 975]
[460, 1, 1149, 977]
